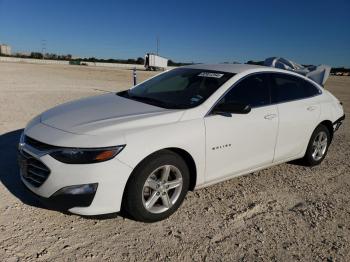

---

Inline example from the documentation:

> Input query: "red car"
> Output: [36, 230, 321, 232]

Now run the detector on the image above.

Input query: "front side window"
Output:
[270, 73, 320, 103]
[220, 74, 270, 108]
[118, 68, 234, 109]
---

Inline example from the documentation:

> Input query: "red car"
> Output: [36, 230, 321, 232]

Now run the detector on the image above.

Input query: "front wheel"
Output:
[302, 124, 331, 166]
[122, 150, 189, 222]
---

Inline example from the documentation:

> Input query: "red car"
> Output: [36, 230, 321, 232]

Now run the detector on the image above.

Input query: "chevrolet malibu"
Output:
[18, 64, 345, 222]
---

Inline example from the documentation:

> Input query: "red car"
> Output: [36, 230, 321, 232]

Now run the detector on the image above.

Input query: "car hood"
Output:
[40, 93, 184, 135]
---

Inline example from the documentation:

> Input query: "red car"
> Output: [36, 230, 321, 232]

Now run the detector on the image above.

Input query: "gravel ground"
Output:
[0, 62, 349, 261]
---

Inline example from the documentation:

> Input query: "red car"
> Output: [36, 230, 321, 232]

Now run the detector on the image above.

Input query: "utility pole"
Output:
[41, 39, 46, 59]
[156, 36, 159, 55]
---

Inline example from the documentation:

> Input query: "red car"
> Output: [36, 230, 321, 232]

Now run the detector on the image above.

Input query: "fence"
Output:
[0, 56, 144, 69]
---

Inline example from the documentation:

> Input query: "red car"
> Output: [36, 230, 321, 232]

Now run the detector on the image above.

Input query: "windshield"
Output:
[118, 68, 235, 109]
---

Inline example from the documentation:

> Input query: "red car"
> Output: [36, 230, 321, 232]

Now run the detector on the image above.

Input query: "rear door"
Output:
[270, 73, 322, 162]
[205, 73, 278, 183]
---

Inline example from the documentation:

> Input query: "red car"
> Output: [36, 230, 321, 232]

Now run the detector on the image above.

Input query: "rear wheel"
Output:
[123, 150, 189, 222]
[302, 124, 331, 166]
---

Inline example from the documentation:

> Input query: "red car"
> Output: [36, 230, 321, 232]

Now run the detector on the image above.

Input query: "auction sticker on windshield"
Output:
[198, 72, 224, 78]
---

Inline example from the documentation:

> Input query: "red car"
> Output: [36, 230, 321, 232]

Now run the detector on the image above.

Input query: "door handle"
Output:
[307, 106, 317, 111]
[264, 114, 277, 120]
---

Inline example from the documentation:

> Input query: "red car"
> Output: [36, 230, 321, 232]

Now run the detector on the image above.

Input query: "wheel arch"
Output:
[122, 147, 198, 207]
[165, 147, 197, 191]
[133, 148, 197, 191]
[319, 120, 333, 141]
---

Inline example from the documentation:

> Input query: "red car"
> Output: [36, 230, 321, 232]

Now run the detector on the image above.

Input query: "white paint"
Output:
[204, 105, 278, 183]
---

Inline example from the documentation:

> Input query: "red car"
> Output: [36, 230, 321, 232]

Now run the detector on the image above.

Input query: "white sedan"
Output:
[18, 64, 345, 222]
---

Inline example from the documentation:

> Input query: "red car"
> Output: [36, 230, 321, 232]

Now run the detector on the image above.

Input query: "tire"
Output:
[302, 124, 331, 166]
[122, 150, 190, 222]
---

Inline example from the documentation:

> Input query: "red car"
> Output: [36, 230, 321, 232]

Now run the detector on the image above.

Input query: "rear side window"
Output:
[222, 74, 270, 107]
[303, 79, 322, 97]
[270, 74, 320, 103]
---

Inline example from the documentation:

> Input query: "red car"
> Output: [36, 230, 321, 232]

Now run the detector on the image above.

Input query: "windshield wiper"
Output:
[118, 90, 179, 109]
[130, 95, 183, 109]
[118, 90, 184, 109]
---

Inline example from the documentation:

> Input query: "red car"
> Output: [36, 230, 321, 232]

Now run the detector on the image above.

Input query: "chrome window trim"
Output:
[205, 71, 322, 117]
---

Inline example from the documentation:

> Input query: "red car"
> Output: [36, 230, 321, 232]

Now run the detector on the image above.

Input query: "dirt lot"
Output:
[0, 62, 349, 261]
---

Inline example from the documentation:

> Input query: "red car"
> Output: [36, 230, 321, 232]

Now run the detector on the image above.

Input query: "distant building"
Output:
[15, 51, 31, 57]
[0, 44, 11, 55]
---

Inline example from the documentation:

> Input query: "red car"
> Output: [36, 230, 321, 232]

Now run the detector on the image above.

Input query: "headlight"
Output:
[50, 146, 125, 164]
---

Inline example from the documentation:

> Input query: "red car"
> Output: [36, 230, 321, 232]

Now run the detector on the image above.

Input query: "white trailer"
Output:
[144, 53, 168, 71]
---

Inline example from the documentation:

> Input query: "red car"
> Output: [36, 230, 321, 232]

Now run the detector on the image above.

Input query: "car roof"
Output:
[180, 63, 323, 87]
[181, 63, 266, 74]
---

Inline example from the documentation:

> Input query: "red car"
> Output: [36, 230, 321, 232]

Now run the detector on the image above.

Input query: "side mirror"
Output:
[213, 102, 251, 115]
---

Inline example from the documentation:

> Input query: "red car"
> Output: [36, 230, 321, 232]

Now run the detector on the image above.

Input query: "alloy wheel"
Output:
[311, 131, 328, 161]
[142, 165, 183, 214]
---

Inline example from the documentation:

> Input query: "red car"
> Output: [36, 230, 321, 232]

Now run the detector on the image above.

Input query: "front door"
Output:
[205, 73, 278, 183]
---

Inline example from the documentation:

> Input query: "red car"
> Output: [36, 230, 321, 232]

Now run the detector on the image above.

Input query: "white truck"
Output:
[144, 53, 168, 71]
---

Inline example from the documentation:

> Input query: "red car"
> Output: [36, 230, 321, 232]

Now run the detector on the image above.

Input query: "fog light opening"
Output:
[53, 183, 98, 196]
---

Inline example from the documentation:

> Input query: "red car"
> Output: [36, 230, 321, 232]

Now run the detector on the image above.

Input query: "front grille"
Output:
[19, 151, 50, 187]
[24, 136, 59, 151]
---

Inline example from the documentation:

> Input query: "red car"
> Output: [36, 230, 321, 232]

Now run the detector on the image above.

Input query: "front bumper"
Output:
[18, 143, 133, 216]
[24, 183, 98, 211]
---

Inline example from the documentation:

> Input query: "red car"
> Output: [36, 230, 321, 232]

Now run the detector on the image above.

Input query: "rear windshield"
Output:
[118, 68, 235, 109]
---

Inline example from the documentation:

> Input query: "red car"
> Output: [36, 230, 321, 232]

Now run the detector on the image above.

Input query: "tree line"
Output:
[1, 52, 191, 66]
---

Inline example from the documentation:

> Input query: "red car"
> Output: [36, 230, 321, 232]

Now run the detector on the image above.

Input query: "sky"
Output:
[0, 0, 349, 67]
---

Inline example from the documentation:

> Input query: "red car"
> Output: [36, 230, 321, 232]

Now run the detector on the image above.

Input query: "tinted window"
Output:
[271, 74, 320, 103]
[118, 68, 234, 109]
[221, 74, 270, 107]
[303, 79, 321, 97]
